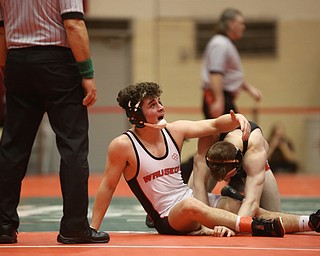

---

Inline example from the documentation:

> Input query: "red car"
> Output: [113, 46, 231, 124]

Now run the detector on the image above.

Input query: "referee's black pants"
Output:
[0, 46, 90, 234]
[202, 90, 238, 119]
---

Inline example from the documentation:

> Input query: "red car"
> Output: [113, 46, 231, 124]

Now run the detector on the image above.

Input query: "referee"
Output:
[0, 0, 109, 244]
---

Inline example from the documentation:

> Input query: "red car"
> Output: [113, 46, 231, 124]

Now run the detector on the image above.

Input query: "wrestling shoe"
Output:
[221, 185, 244, 201]
[308, 209, 320, 232]
[252, 217, 285, 237]
[57, 227, 110, 244]
[145, 215, 155, 228]
[0, 225, 17, 244]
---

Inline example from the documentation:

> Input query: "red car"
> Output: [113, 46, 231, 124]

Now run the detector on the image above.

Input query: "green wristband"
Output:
[77, 58, 94, 78]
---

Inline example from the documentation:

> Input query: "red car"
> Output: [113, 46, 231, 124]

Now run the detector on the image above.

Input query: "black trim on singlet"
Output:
[0, 21, 4, 27]
[61, 12, 84, 21]
[164, 127, 181, 156]
[125, 130, 169, 160]
[124, 131, 141, 181]
[219, 121, 261, 154]
[126, 175, 160, 228]
[127, 172, 185, 235]
[156, 216, 187, 235]
[220, 121, 262, 179]
[124, 131, 160, 228]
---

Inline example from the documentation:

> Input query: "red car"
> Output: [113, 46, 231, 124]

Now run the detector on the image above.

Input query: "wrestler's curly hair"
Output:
[117, 82, 163, 109]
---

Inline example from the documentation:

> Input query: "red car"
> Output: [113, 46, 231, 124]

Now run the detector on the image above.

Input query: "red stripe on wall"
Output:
[88, 105, 123, 114]
[88, 106, 320, 115]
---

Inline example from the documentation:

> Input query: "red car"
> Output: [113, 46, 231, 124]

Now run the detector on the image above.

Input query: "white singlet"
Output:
[125, 128, 221, 221]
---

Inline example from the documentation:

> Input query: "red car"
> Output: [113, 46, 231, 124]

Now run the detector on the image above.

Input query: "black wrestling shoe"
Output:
[145, 215, 155, 228]
[221, 185, 244, 201]
[0, 225, 17, 244]
[252, 217, 285, 237]
[57, 227, 110, 244]
[308, 209, 320, 232]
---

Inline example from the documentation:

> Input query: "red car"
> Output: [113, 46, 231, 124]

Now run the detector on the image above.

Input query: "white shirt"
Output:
[201, 34, 244, 93]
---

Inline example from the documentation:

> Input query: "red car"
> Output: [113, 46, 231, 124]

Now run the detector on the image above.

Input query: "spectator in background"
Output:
[267, 122, 298, 174]
[180, 7, 264, 195]
[201, 7, 262, 119]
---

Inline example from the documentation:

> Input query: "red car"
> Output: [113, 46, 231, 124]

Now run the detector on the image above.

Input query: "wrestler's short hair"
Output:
[205, 141, 243, 181]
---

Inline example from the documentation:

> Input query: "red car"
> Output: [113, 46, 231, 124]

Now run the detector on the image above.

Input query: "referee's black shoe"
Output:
[0, 225, 17, 244]
[57, 227, 110, 244]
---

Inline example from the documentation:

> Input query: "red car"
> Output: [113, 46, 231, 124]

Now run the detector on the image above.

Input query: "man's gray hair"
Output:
[217, 8, 243, 34]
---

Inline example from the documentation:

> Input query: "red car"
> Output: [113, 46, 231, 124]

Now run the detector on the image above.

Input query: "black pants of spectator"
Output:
[202, 90, 237, 119]
[180, 90, 239, 181]
[0, 46, 90, 234]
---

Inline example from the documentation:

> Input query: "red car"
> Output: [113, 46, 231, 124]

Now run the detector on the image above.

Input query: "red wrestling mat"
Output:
[20, 173, 320, 198]
[0, 232, 319, 256]
[2, 174, 318, 256]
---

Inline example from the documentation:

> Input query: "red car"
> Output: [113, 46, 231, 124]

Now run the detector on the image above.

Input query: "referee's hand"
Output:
[82, 78, 97, 107]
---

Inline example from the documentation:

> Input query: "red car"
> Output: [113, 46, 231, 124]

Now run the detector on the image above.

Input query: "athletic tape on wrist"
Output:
[77, 58, 94, 78]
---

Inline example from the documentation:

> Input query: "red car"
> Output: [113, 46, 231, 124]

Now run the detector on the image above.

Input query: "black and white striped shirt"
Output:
[0, 0, 84, 49]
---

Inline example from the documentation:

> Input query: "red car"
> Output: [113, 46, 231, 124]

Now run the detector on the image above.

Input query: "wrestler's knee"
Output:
[179, 197, 206, 215]
[216, 196, 241, 213]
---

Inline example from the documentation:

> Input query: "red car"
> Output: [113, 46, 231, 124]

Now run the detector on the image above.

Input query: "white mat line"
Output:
[1, 245, 319, 251]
